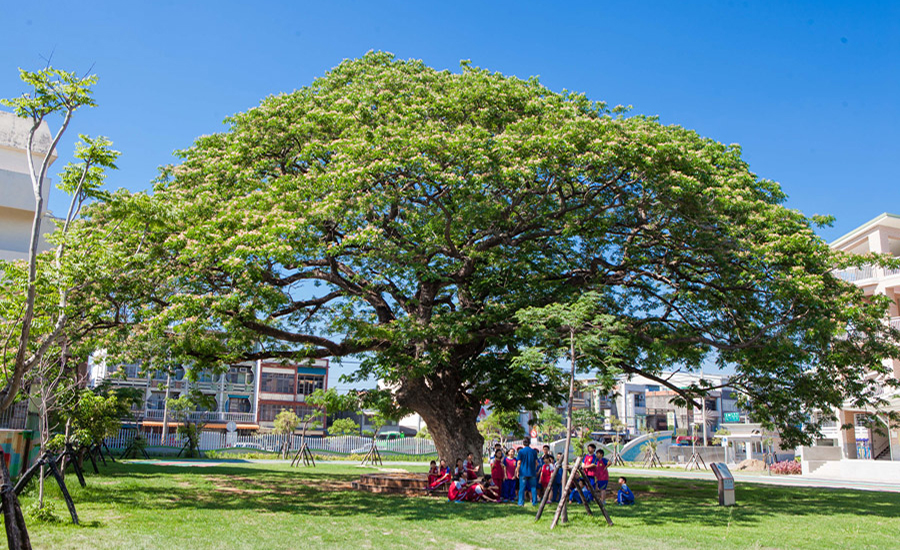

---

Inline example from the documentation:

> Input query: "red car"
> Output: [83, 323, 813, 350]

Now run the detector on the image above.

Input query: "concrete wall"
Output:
[805, 457, 900, 482]
[800, 445, 843, 475]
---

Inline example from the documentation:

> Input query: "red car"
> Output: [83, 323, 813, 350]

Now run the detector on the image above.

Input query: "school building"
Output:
[87, 356, 329, 435]
[822, 213, 900, 462]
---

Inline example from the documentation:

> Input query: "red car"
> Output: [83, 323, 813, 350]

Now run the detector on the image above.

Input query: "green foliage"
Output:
[414, 425, 431, 439]
[478, 409, 523, 446]
[712, 426, 731, 446]
[0, 64, 111, 414]
[0, 67, 96, 119]
[572, 408, 604, 454]
[56, 134, 119, 201]
[641, 431, 659, 455]
[273, 409, 301, 435]
[306, 388, 359, 415]
[368, 412, 388, 436]
[167, 391, 215, 457]
[328, 417, 360, 436]
[26, 501, 60, 524]
[533, 405, 564, 441]
[65, 390, 125, 446]
[77, 52, 900, 451]
[609, 417, 626, 451]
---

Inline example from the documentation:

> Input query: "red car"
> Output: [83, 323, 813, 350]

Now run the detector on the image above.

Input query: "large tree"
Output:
[79, 52, 899, 463]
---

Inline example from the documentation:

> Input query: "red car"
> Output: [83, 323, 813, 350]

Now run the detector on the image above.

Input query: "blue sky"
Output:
[2, 1, 898, 386]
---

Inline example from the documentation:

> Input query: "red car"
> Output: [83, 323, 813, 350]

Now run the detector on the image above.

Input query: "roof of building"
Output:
[831, 213, 900, 249]
[0, 111, 55, 156]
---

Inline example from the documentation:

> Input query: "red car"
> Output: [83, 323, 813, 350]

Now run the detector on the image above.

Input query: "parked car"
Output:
[674, 435, 699, 446]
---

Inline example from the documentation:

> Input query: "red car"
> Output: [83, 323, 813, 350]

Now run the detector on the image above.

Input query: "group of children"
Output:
[426, 439, 635, 506]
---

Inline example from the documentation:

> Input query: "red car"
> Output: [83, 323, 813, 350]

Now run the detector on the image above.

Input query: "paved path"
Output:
[610, 466, 900, 493]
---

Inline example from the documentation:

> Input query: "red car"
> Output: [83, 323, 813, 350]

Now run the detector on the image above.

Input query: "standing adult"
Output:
[515, 437, 540, 506]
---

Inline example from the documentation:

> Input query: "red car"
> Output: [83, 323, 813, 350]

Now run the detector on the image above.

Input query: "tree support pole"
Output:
[86, 446, 99, 474]
[102, 442, 116, 463]
[94, 444, 107, 466]
[0, 450, 31, 550]
[550, 458, 583, 529]
[45, 456, 78, 525]
[534, 463, 559, 521]
[579, 469, 613, 526]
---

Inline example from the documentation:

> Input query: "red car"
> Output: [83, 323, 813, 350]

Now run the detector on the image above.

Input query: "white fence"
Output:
[105, 429, 439, 455]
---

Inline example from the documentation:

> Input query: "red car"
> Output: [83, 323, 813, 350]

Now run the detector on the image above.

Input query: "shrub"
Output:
[770, 460, 802, 475]
[26, 501, 60, 523]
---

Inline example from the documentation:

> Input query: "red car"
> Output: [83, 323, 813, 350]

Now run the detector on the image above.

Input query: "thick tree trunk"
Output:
[397, 378, 484, 466]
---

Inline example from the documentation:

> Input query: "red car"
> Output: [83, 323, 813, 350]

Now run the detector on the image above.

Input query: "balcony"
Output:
[142, 409, 256, 424]
[834, 263, 900, 283]
[835, 265, 876, 283]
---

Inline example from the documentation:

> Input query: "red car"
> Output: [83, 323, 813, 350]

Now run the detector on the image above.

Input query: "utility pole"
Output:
[161, 373, 172, 444]
[701, 371, 708, 447]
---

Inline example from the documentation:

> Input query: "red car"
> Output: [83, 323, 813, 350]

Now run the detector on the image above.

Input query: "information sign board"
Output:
[711, 462, 736, 506]
[723, 412, 740, 423]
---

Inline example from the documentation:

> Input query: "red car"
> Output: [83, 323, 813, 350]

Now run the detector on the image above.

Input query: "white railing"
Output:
[834, 265, 876, 283]
[890, 318, 900, 331]
[105, 428, 439, 455]
[142, 410, 255, 423]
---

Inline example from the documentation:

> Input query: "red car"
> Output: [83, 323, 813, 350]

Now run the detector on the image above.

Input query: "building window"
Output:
[226, 367, 254, 385]
[258, 403, 320, 423]
[297, 376, 324, 396]
[146, 393, 166, 410]
[226, 397, 251, 413]
[196, 370, 215, 383]
[260, 372, 294, 394]
[151, 370, 168, 381]
[122, 364, 140, 378]
[632, 394, 645, 407]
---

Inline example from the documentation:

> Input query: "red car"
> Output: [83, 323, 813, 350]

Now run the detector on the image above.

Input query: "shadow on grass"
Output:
[53, 462, 900, 528]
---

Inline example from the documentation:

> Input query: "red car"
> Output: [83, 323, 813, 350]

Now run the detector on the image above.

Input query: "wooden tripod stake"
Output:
[643, 451, 663, 468]
[0, 449, 31, 550]
[14, 452, 79, 525]
[685, 452, 707, 471]
[360, 442, 383, 466]
[291, 440, 316, 467]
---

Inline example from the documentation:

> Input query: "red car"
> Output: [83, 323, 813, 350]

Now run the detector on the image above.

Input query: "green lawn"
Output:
[12, 460, 900, 550]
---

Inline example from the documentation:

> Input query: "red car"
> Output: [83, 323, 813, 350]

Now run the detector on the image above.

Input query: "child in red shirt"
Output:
[448, 475, 467, 502]
[428, 459, 451, 491]
[502, 448, 518, 501]
[539, 455, 554, 498]
[490, 450, 505, 498]
[427, 460, 439, 485]
[463, 452, 481, 481]
[595, 448, 610, 502]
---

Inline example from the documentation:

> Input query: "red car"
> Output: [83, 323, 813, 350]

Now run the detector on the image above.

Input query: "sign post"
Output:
[711, 462, 735, 506]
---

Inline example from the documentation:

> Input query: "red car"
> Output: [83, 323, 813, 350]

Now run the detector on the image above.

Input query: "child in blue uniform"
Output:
[617, 476, 635, 505]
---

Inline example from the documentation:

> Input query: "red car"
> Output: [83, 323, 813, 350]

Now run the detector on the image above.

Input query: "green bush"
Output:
[26, 501, 60, 523]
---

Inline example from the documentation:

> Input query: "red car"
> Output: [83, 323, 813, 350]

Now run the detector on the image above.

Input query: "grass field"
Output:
[12, 460, 900, 550]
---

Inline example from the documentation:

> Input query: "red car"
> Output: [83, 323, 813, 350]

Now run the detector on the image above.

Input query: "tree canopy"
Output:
[78, 52, 900, 460]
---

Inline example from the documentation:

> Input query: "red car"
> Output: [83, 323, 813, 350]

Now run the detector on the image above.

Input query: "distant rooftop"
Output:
[830, 213, 900, 249]
[0, 111, 54, 156]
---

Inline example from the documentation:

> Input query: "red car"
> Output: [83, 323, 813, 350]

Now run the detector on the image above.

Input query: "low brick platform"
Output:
[352, 472, 448, 497]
